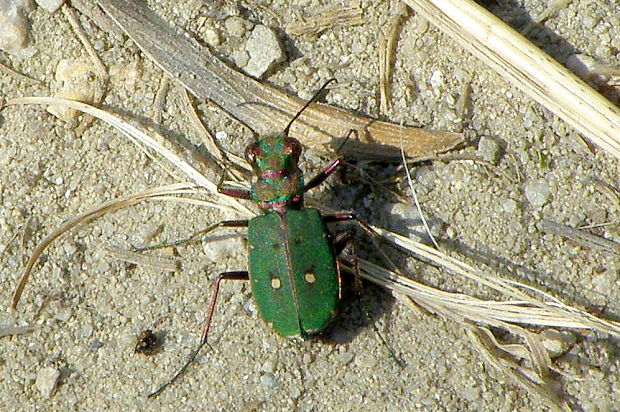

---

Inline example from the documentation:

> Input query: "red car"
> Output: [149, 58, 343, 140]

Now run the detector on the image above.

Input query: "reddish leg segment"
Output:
[199, 271, 249, 343]
[303, 158, 343, 192]
[148, 271, 249, 398]
[217, 170, 252, 199]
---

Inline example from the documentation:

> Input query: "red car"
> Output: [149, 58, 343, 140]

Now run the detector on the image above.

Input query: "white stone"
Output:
[47, 59, 103, 122]
[35, 0, 65, 13]
[477, 136, 501, 164]
[35, 366, 61, 398]
[524, 179, 551, 207]
[0, 0, 36, 58]
[539, 329, 576, 358]
[429, 71, 444, 88]
[244, 25, 286, 78]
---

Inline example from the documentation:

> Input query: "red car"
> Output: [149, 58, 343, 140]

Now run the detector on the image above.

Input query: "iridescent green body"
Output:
[248, 209, 338, 338]
[244, 134, 339, 338]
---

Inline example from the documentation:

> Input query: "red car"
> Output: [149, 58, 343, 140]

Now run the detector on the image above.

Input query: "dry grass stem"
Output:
[151, 73, 170, 127]
[285, 1, 364, 36]
[537, 219, 620, 255]
[358, 223, 620, 410]
[402, 0, 620, 160]
[6, 96, 253, 217]
[379, 3, 408, 115]
[178, 87, 250, 178]
[62, 3, 108, 134]
[0, 326, 36, 338]
[0, 60, 42, 85]
[62, 4, 107, 76]
[466, 325, 568, 412]
[400, 146, 439, 249]
[103, 246, 181, 272]
[10, 183, 227, 309]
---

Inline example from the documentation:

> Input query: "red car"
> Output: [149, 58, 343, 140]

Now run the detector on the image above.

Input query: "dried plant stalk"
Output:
[285, 1, 364, 36]
[538, 219, 620, 255]
[0, 60, 41, 85]
[103, 246, 180, 272]
[98, 0, 462, 161]
[403, 0, 620, 160]
[379, 4, 409, 115]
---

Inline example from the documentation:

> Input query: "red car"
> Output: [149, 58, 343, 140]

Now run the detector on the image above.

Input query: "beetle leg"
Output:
[199, 271, 249, 343]
[218, 186, 252, 199]
[323, 213, 355, 224]
[217, 170, 252, 199]
[303, 128, 357, 192]
[134, 219, 248, 251]
[332, 231, 354, 255]
[303, 158, 343, 192]
[148, 271, 249, 398]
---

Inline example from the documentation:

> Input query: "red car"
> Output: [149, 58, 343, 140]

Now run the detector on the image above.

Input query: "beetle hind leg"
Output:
[148, 270, 249, 398]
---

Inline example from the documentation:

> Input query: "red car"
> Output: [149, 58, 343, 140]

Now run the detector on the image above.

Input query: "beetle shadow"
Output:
[314, 161, 408, 347]
[320, 270, 396, 345]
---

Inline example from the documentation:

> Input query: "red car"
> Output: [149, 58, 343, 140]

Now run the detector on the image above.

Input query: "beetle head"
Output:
[245, 135, 305, 213]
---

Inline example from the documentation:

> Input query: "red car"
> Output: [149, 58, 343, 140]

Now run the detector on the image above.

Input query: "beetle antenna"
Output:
[283, 78, 337, 136]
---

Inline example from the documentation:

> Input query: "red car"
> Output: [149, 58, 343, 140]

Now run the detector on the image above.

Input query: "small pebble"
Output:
[462, 384, 480, 402]
[429, 71, 444, 88]
[204, 28, 221, 47]
[415, 17, 429, 35]
[244, 25, 286, 78]
[89, 339, 104, 352]
[34, 0, 65, 13]
[54, 307, 73, 322]
[35, 366, 61, 398]
[215, 130, 228, 141]
[243, 298, 256, 314]
[501, 198, 518, 214]
[47, 59, 103, 122]
[477, 136, 502, 164]
[232, 49, 250, 68]
[225, 16, 248, 37]
[524, 179, 551, 207]
[260, 372, 279, 388]
[0, 0, 36, 58]
[260, 360, 275, 373]
[337, 351, 354, 365]
[539, 329, 576, 358]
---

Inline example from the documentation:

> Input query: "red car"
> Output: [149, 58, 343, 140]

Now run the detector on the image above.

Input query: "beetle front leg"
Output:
[217, 170, 252, 199]
[303, 158, 343, 192]
[303, 129, 358, 193]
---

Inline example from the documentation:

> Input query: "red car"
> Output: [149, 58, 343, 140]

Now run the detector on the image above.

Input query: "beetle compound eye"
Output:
[245, 144, 261, 165]
[284, 137, 302, 159]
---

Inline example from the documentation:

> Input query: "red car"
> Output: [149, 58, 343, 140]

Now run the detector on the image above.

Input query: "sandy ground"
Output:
[1, 0, 619, 411]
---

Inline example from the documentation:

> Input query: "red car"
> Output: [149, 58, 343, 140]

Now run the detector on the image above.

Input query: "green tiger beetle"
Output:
[149, 80, 358, 397]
